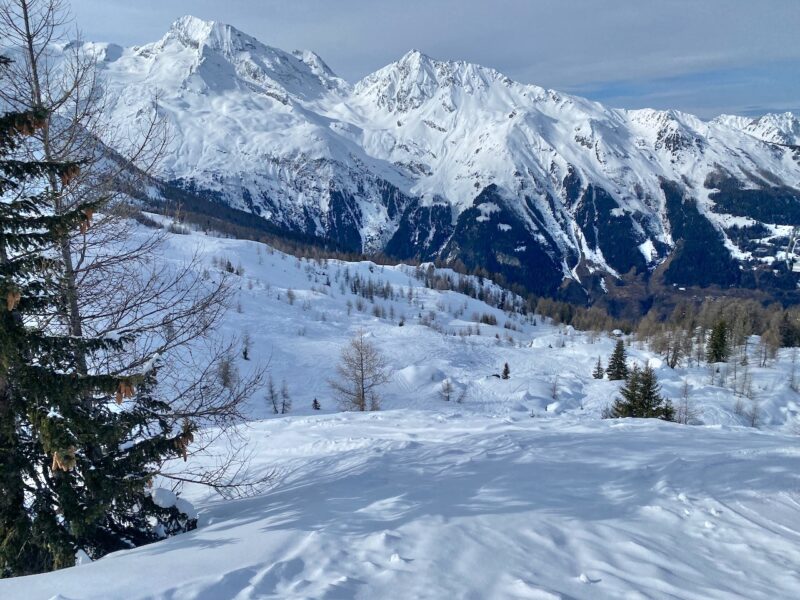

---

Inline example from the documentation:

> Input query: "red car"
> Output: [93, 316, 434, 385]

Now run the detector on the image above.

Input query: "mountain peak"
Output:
[124, 16, 350, 102]
[398, 49, 432, 64]
[167, 15, 223, 48]
[162, 15, 265, 57]
[170, 14, 214, 32]
[712, 111, 800, 146]
[354, 50, 514, 112]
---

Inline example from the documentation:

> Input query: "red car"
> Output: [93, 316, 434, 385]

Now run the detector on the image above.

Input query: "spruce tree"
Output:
[706, 320, 730, 363]
[502, 363, 511, 380]
[607, 364, 674, 421]
[606, 339, 629, 380]
[592, 357, 604, 379]
[778, 313, 798, 348]
[609, 366, 640, 418]
[637, 364, 674, 420]
[1, 56, 194, 577]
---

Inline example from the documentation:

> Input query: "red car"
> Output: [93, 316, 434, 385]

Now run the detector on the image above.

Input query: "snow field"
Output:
[7, 412, 800, 599]
[3, 220, 800, 599]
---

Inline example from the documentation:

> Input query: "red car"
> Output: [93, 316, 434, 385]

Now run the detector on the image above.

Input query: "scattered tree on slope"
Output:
[607, 364, 675, 421]
[607, 339, 629, 381]
[706, 320, 730, 363]
[592, 357, 604, 379]
[330, 330, 390, 411]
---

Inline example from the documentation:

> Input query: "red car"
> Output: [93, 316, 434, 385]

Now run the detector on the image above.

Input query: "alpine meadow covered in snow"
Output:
[1, 1, 800, 599]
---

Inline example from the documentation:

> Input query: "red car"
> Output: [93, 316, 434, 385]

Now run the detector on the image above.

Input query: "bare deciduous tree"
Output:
[550, 372, 560, 400]
[266, 375, 279, 414]
[456, 385, 468, 404]
[0, 0, 268, 499]
[329, 330, 390, 411]
[675, 379, 701, 425]
[440, 378, 453, 402]
[747, 397, 762, 428]
[280, 379, 291, 414]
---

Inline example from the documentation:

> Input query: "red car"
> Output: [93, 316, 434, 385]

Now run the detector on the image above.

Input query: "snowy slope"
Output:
[148, 219, 800, 429]
[2, 219, 800, 599]
[84, 16, 800, 295]
[4, 415, 800, 599]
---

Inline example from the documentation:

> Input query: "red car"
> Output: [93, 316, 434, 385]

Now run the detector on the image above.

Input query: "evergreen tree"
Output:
[242, 333, 251, 361]
[501, 363, 511, 380]
[637, 364, 674, 420]
[706, 320, 730, 363]
[778, 313, 798, 348]
[2, 2, 268, 573]
[592, 357, 604, 379]
[607, 364, 674, 421]
[312, 398, 321, 410]
[606, 340, 629, 380]
[1, 55, 194, 577]
[609, 366, 640, 418]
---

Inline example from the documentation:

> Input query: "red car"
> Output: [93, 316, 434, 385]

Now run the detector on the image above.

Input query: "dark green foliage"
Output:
[440, 185, 565, 297]
[384, 201, 453, 260]
[724, 222, 772, 254]
[592, 357, 604, 379]
[661, 181, 740, 288]
[324, 189, 370, 252]
[502, 363, 510, 380]
[575, 185, 648, 275]
[606, 340, 629, 381]
[779, 313, 800, 348]
[706, 320, 730, 363]
[608, 365, 641, 418]
[607, 365, 675, 421]
[1, 58, 193, 577]
[312, 398, 321, 410]
[708, 178, 800, 226]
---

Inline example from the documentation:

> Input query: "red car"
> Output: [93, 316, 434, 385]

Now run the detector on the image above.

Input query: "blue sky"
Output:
[68, 0, 800, 118]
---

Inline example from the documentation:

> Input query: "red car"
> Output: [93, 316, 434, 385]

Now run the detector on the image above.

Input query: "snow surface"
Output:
[6, 413, 800, 599]
[3, 220, 800, 599]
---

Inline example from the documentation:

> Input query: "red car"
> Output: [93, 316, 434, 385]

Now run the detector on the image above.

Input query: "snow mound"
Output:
[150, 487, 198, 520]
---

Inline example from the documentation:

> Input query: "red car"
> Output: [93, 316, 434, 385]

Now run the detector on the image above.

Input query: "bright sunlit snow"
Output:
[3, 219, 800, 600]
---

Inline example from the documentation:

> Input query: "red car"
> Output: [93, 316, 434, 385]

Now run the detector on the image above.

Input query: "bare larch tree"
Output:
[330, 330, 391, 411]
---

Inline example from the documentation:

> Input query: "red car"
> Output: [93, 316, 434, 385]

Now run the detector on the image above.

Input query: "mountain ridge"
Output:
[88, 16, 800, 310]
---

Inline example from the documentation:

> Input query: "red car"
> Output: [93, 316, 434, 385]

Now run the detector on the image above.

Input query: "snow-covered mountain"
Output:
[92, 16, 800, 305]
[715, 112, 800, 147]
